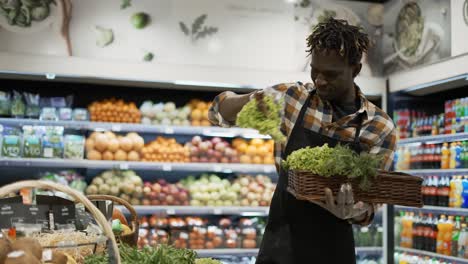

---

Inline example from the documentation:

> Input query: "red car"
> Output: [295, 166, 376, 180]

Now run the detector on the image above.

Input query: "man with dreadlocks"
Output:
[208, 17, 396, 263]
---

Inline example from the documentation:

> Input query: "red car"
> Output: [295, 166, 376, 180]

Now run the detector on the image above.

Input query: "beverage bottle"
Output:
[422, 214, 430, 251]
[432, 115, 439, 136]
[404, 146, 411, 170]
[394, 211, 405, 247]
[454, 176, 464, 208]
[461, 141, 468, 168]
[450, 142, 457, 169]
[434, 144, 442, 169]
[451, 216, 461, 257]
[436, 215, 446, 254]
[443, 215, 454, 255]
[462, 176, 468, 208]
[432, 176, 440, 206]
[430, 214, 439, 252]
[416, 213, 424, 250]
[440, 176, 450, 207]
[449, 176, 456, 208]
[441, 143, 450, 169]
[421, 144, 428, 169]
[455, 142, 462, 169]
[422, 177, 429, 205]
[408, 212, 414, 248]
[400, 212, 408, 247]
[458, 223, 467, 258]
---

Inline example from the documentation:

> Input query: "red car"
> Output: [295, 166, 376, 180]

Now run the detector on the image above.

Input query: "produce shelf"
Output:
[117, 206, 270, 216]
[0, 158, 277, 174]
[398, 169, 468, 175]
[395, 247, 468, 264]
[397, 133, 468, 145]
[0, 118, 270, 138]
[394, 205, 468, 216]
[355, 247, 383, 254]
[195, 249, 259, 257]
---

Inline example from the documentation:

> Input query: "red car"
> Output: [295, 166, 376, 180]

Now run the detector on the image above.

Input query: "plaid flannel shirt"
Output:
[209, 82, 396, 171]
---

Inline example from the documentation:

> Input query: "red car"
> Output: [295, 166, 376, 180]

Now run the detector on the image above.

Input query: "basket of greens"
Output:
[283, 144, 423, 207]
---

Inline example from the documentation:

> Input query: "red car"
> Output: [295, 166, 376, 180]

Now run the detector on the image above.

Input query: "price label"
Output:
[164, 127, 174, 134]
[111, 125, 122, 132]
[120, 163, 129, 170]
[166, 208, 175, 215]
[162, 164, 172, 171]
[213, 208, 222, 215]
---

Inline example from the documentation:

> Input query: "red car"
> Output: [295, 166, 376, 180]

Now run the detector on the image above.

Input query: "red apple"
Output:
[191, 156, 200, 163]
[142, 199, 151, 205]
[152, 183, 162, 193]
[151, 200, 161, 206]
[220, 157, 229, 164]
[200, 157, 209, 163]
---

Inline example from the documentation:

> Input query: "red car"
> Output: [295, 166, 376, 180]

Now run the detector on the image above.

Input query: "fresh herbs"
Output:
[95, 26, 114, 47]
[283, 144, 382, 190]
[84, 244, 212, 264]
[131, 12, 150, 29]
[120, 0, 131, 9]
[179, 14, 218, 43]
[0, 0, 56, 27]
[236, 95, 285, 143]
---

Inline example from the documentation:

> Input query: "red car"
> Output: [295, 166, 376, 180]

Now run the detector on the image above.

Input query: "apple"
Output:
[142, 199, 151, 205]
[200, 157, 209, 163]
[166, 195, 175, 204]
[215, 142, 227, 152]
[207, 149, 215, 157]
[191, 136, 202, 146]
[230, 156, 240, 163]
[143, 186, 152, 195]
[205, 141, 213, 150]
[211, 137, 222, 145]
[220, 157, 229, 164]
[209, 157, 218, 163]
[213, 151, 223, 159]
[151, 199, 161, 206]
[191, 156, 200, 163]
[162, 186, 170, 194]
[152, 183, 162, 193]
[157, 179, 167, 186]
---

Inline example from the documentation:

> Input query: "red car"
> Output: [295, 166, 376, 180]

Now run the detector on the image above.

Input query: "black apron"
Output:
[256, 90, 364, 264]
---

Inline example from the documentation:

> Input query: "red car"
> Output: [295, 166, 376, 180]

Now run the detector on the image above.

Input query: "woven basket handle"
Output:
[87, 195, 138, 228]
[0, 180, 121, 264]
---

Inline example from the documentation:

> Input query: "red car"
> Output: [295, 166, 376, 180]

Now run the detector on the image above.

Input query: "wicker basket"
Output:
[88, 195, 139, 247]
[287, 170, 423, 207]
[0, 180, 122, 264]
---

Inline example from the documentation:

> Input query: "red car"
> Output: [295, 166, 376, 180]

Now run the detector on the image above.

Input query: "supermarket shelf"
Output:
[196, 249, 259, 257]
[394, 205, 468, 216]
[355, 247, 383, 254]
[398, 169, 468, 175]
[397, 133, 468, 145]
[395, 247, 468, 263]
[117, 206, 270, 216]
[0, 118, 270, 139]
[0, 158, 277, 174]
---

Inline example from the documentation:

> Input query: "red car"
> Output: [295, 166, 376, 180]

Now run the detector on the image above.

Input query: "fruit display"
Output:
[181, 174, 240, 207]
[234, 175, 276, 207]
[85, 170, 144, 204]
[85, 131, 145, 161]
[140, 101, 191, 126]
[141, 179, 190, 206]
[232, 138, 275, 164]
[141, 136, 190, 162]
[138, 215, 265, 250]
[38, 170, 88, 194]
[186, 136, 239, 164]
[88, 98, 141, 123]
[187, 99, 212, 127]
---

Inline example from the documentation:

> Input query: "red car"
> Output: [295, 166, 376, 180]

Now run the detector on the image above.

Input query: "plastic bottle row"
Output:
[395, 141, 468, 171]
[396, 211, 468, 258]
[421, 175, 468, 208]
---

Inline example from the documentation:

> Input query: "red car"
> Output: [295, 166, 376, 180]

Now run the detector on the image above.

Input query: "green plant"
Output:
[179, 14, 218, 43]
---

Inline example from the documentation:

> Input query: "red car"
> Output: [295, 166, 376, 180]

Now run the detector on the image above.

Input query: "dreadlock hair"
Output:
[306, 17, 370, 66]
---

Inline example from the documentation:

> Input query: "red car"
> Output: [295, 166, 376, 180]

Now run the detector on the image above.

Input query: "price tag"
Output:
[166, 208, 175, 215]
[162, 164, 172, 171]
[164, 127, 174, 134]
[120, 163, 129, 170]
[111, 124, 121, 132]
[213, 208, 222, 215]
[213, 165, 222, 172]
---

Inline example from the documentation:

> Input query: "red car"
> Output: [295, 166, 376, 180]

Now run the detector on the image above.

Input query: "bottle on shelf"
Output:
[436, 214, 446, 254]
[455, 142, 463, 169]
[429, 213, 438, 253]
[441, 143, 450, 170]
[428, 176, 439, 206]
[454, 176, 464, 208]
[442, 215, 454, 256]
[462, 141, 468, 169]
[458, 223, 467, 258]
[437, 176, 450, 207]
[452, 216, 461, 257]
[463, 177, 468, 208]
[450, 142, 458, 169]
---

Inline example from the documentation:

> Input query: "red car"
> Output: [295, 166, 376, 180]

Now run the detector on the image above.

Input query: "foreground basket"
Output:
[0, 180, 121, 264]
[88, 194, 139, 247]
[287, 170, 423, 207]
